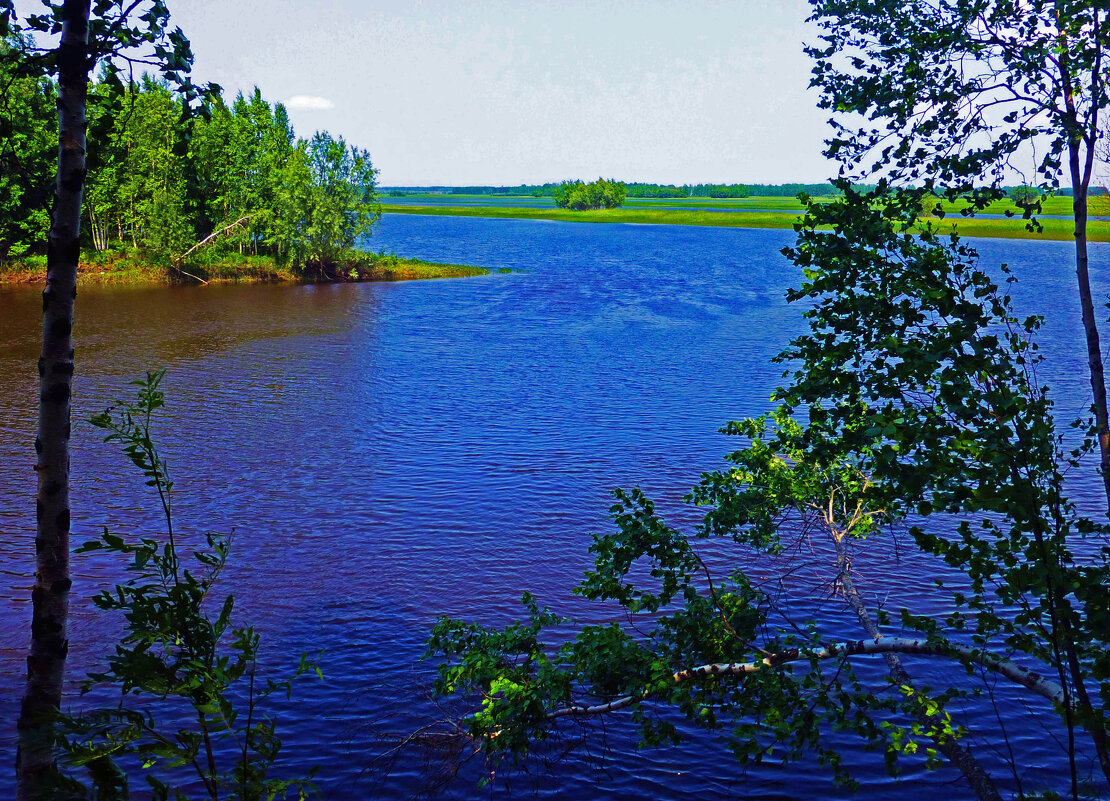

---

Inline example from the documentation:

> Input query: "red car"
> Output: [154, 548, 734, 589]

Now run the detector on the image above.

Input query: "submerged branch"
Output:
[548, 637, 1067, 721]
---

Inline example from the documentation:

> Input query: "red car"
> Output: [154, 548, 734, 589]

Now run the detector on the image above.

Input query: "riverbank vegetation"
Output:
[0, 35, 480, 286]
[0, 250, 485, 287]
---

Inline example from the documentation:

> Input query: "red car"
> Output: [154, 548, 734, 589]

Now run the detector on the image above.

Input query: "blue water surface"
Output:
[0, 215, 1105, 799]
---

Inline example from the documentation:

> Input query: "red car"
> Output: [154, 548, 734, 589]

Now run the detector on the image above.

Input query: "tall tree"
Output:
[807, 0, 1110, 510]
[15, 7, 91, 797]
[0, 3, 206, 797]
[273, 130, 380, 274]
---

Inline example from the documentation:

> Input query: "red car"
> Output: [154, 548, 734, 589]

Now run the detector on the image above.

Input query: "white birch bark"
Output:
[16, 2, 90, 798]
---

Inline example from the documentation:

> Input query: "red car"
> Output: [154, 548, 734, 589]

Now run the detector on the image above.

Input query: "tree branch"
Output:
[548, 637, 1069, 721]
[176, 214, 251, 269]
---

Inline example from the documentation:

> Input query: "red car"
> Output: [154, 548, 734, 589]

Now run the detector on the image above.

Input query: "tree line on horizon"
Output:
[384, 181, 1088, 200]
[382, 181, 858, 198]
[0, 34, 380, 277]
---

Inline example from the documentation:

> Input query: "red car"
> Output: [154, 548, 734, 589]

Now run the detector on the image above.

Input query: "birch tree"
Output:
[0, 3, 207, 797]
[807, 0, 1110, 511]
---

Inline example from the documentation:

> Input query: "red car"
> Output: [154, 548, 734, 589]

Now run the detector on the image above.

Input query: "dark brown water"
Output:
[0, 216, 1105, 798]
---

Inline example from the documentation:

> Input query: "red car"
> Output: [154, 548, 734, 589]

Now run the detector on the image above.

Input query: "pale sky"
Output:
[12, 0, 839, 186]
[162, 0, 837, 187]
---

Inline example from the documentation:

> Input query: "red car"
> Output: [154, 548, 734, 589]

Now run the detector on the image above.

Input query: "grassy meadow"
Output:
[382, 195, 1110, 243]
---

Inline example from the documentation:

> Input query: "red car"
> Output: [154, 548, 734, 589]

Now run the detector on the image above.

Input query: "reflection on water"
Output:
[0, 217, 1106, 799]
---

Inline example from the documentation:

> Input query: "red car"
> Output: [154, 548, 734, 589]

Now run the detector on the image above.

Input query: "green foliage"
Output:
[807, 1, 1108, 212]
[0, 34, 55, 261]
[624, 183, 691, 199]
[86, 76, 193, 258]
[1008, 185, 1044, 212]
[59, 371, 319, 801]
[701, 184, 750, 199]
[552, 178, 626, 210]
[431, 485, 899, 789]
[781, 181, 1110, 791]
[188, 89, 296, 256]
[1, 0, 222, 261]
[274, 131, 380, 274]
[809, 2, 1006, 191]
[0, 26, 380, 276]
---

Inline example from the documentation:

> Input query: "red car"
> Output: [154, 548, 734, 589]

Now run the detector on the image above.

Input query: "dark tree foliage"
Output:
[0, 33, 54, 259]
[624, 182, 691, 198]
[807, 0, 1110, 511]
[57, 372, 319, 800]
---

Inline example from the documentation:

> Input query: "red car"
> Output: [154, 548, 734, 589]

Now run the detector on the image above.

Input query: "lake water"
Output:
[0, 215, 1105, 798]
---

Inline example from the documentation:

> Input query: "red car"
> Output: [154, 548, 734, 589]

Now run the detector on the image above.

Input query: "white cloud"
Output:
[284, 95, 335, 111]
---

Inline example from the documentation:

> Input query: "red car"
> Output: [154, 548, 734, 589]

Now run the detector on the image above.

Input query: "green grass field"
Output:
[383, 197, 1110, 243]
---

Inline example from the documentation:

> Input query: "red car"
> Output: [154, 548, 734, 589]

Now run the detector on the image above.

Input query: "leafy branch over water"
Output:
[59, 371, 320, 801]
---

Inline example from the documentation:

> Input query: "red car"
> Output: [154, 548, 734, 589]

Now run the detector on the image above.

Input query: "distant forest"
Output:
[383, 182, 1097, 199]
[384, 183, 858, 198]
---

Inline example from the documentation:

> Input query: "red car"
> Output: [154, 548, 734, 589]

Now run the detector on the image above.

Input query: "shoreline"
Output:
[0, 255, 488, 288]
[382, 204, 1110, 243]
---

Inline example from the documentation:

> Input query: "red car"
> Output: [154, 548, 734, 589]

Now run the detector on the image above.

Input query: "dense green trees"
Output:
[0, 41, 381, 277]
[624, 183, 692, 198]
[187, 88, 297, 260]
[552, 177, 626, 210]
[624, 183, 750, 199]
[275, 131, 380, 274]
[85, 76, 192, 256]
[808, 0, 1110, 511]
[0, 34, 54, 260]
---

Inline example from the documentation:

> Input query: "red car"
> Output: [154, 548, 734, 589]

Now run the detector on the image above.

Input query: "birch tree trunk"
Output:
[16, 2, 91, 798]
[831, 536, 1001, 801]
[1068, 151, 1110, 510]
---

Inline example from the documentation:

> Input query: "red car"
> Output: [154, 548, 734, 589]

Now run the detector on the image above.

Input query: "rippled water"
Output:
[0, 216, 1106, 798]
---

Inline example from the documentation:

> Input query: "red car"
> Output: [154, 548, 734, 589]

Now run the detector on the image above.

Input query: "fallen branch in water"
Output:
[169, 263, 209, 285]
[547, 637, 1067, 720]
